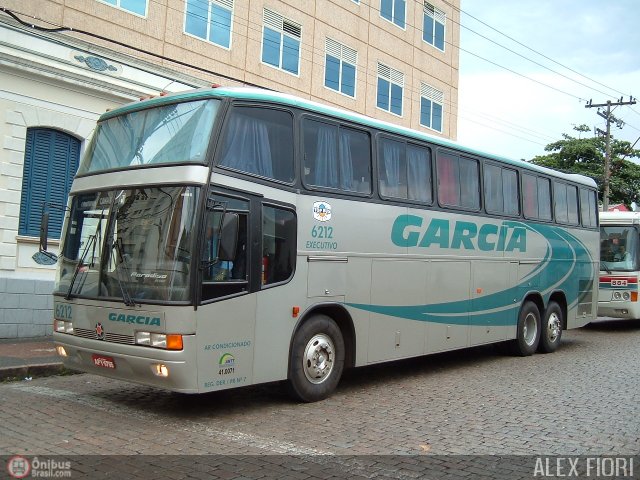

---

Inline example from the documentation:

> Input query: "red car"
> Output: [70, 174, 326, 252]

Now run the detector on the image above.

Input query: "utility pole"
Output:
[585, 96, 636, 211]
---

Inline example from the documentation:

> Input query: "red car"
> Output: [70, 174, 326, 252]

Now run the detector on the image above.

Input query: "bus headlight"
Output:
[623, 292, 631, 301]
[135, 332, 183, 350]
[54, 320, 74, 334]
[613, 292, 622, 300]
[152, 364, 169, 377]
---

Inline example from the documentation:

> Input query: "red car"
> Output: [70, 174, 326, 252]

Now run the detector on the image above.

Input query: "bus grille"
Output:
[73, 328, 135, 345]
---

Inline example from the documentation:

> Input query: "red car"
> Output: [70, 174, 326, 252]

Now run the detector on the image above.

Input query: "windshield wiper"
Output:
[600, 263, 611, 274]
[110, 238, 138, 307]
[65, 234, 96, 300]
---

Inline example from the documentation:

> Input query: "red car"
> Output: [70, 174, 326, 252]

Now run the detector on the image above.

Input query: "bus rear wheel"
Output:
[288, 314, 345, 402]
[510, 301, 541, 356]
[538, 301, 563, 353]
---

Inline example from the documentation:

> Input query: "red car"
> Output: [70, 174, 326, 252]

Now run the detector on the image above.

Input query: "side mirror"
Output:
[218, 213, 238, 261]
[40, 212, 49, 252]
[33, 211, 58, 265]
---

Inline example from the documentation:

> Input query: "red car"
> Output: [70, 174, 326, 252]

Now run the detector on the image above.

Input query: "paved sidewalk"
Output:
[0, 336, 66, 381]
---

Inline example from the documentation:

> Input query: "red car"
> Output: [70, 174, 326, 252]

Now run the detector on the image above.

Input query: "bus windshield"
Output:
[600, 225, 640, 272]
[78, 99, 220, 174]
[55, 186, 199, 303]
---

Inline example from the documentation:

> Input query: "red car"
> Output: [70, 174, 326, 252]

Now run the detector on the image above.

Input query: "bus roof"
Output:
[101, 86, 597, 189]
[599, 211, 640, 224]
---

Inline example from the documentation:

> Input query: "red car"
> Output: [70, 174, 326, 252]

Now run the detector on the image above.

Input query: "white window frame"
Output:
[380, 0, 407, 30]
[420, 82, 444, 132]
[261, 8, 302, 77]
[376, 62, 404, 117]
[183, 0, 234, 50]
[97, 0, 148, 18]
[423, 2, 446, 52]
[324, 38, 358, 98]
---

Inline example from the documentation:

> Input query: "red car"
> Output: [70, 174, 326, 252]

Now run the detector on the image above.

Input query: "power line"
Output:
[439, 0, 633, 99]
[0, 6, 583, 152]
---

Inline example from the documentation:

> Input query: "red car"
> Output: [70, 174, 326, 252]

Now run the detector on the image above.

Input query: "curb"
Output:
[0, 363, 72, 382]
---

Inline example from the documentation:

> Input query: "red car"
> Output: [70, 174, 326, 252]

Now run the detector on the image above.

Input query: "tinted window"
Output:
[538, 177, 552, 220]
[379, 138, 432, 203]
[303, 119, 371, 193]
[554, 182, 579, 225]
[263, 206, 296, 285]
[201, 194, 249, 301]
[554, 182, 568, 223]
[580, 188, 598, 227]
[218, 107, 294, 183]
[523, 173, 552, 221]
[437, 151, 479, 209]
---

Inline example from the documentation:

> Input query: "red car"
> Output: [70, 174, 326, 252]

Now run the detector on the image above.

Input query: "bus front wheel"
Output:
[510, 301, 541, 356]
[288, 315, 345, 402]
[538, 301, 563, 353]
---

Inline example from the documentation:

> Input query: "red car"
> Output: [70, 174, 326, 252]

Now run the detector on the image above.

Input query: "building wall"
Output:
[0, 19, 208, 338]
[0, 0, 460, 338]
[2, 0, 459, 138]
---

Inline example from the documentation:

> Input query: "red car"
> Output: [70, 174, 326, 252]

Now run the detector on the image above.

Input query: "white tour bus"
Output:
[598, 211, 640, 319]
[42, 86, 599, 402]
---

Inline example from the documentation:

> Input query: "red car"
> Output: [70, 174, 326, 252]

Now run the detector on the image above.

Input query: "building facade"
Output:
[0, 0, 460, 338]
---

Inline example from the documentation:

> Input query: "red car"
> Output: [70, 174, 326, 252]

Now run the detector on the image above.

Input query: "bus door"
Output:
[196, 190, 257, 391]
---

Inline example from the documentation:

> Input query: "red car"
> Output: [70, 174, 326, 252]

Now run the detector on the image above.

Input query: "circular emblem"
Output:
[7, 456, 31, 479]
[313, 201, 332, 222]
[95, 323, 105, 340]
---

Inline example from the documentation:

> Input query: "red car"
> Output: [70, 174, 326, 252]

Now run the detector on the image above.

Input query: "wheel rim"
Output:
[303, 333, 335, 384]
[522, 312, 538, 346]
[546, 312, 561, 343]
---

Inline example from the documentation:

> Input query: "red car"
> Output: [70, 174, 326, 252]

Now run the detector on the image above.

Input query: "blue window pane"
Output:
[377, 78, 390, 110]
[421, 98, 432, 127]
[394, 0, 405, 27]
[432, 103, 443, 131]
[423, 14, 434, 44]
[103, 0, 116, 5]
[282, 35, 300, 74]
[185, 0, 208, 39]
[342, 62, 356, 97]
[325, 55, 340, 91]
[381, 0, 393, 21]
[121, 0, 146, 15]
[435, 21, 445, 50]
[210, 4, 231, 48]
[390, 83, 403, 115]
[262, 27, 281, 68]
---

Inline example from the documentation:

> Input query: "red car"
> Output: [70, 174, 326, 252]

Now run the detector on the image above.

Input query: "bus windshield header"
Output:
[78, 99, 220, 175]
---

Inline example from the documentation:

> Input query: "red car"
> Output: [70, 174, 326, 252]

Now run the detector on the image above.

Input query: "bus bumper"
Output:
[597, 303, 638, 320]
[53, 332, 198, 393]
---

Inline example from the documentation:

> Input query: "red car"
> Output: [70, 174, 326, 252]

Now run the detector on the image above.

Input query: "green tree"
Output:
[530, 124, 640, 208]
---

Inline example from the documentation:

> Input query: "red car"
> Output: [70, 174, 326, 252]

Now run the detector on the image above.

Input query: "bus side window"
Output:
[262, 206, 296, 286]
[201, 211, 248, 301]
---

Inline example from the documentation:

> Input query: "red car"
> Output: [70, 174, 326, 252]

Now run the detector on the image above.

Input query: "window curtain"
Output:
[437, 154, 456, 205]
[523, 175, 537, 218]
[219, 114, 274, 178]
[382, 140, 401, 196]
[407, 146, 430, 202]
[338, 130, 354, 190]
[313, 124, 338, 188]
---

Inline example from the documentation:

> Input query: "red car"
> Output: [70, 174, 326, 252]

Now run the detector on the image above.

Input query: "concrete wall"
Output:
[0, 277, 54, 338]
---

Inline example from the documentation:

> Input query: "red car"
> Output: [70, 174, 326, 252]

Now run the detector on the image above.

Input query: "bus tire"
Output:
[510, 301, 541, 356]
[287, 315, 345, 403]
[539, 301, 563, 353]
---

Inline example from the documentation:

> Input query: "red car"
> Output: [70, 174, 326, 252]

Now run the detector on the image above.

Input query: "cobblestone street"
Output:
[1, 320, 639, 478]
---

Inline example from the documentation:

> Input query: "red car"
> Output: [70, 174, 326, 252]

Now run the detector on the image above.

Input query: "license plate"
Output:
[92, 354, 116, 369]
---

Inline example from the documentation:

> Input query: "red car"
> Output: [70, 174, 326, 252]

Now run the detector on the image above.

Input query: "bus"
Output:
[42, 86, 599, 402]
[598, 211, 640, 319]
